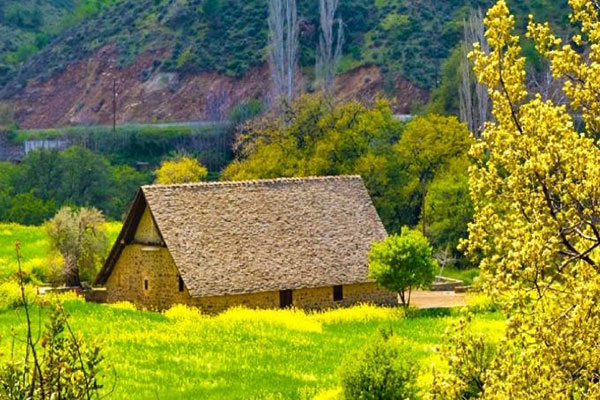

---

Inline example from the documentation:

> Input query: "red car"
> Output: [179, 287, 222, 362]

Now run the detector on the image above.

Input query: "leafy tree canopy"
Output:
[435, 1, 600, 397]
[0, 147, 151, 225]
[421, 157, 473, 262]
[224, 95, 473, 258]
[368, 227, 437, 306]
[154, 157, 208, 184]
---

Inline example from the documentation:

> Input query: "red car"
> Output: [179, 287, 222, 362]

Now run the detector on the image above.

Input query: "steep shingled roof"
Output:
[96, 175, 387, 297]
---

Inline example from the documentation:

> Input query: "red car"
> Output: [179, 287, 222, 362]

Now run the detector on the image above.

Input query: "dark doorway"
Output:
[333, 285, 343, 301]
[279, 289, 293, 308]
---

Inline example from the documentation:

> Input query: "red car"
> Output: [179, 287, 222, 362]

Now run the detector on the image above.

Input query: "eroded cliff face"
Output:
[5, 45, 428, 129]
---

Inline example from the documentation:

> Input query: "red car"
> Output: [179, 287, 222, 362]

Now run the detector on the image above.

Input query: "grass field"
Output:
[0, 300, 503, 399]
[0, 223, 499, 398]
[0, 222, 121, 282]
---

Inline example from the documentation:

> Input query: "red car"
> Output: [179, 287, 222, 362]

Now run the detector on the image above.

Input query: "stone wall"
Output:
[342, 282, 399, 306]
[105, 242, 397, 312]
[104, 205, 398, 312]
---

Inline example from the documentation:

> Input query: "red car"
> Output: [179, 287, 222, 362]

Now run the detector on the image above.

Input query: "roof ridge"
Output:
[142, 175, 362, 190]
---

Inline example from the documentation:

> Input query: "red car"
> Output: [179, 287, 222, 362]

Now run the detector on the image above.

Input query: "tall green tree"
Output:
[58, 146, 111, 208]
[107, 165, 151, 219]
[14, 146, 148, 223]
[0, 162, 20, 221]
[394, 114, 472, 229]
[421, 157, 473, 261]
[20, 148, 63, 202]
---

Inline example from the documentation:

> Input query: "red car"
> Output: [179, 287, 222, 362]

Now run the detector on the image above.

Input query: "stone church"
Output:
[95, 175, 397, 312]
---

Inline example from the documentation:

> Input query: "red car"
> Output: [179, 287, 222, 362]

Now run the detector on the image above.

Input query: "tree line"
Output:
[0, 146, 151, 225]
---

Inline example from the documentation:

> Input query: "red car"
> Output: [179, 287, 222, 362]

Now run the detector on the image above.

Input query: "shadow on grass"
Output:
[404, 307, 454, 319]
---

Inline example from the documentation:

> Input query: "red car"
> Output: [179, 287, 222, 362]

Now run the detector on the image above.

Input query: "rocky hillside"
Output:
[8, 44, 428, 128]
[0, 0, 570, 128]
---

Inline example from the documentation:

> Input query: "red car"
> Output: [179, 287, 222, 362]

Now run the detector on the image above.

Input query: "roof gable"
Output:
[97, 176, 387, 297]
[134, 207, 163, 245]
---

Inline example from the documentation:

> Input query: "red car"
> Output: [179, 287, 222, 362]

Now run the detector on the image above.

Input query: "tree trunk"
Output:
[316, 0, 343, 92]
[421, 175, 427, 235]
[459, 8, 489, 138]
[398, 290, 407, 307]
[63, 254, 81, 287]
[268, 0, 298, 102]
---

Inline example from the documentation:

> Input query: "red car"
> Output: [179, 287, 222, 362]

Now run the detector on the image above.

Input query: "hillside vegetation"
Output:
[0, 0, 572, 99]
[0, 0, 122, 87]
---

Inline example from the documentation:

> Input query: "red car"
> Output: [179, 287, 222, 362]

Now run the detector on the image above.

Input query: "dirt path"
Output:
[410, 291, 467, 309]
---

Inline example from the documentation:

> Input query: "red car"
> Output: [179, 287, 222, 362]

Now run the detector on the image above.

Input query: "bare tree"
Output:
[460, 9, 569, 135]
[268, 0, 299, 101]
[459, 8, 490, 138]
[316, 0, 344, 92]
[526, 63, 567, 104]
[434, 247, 458, 278]
[46, 207, 108, 287]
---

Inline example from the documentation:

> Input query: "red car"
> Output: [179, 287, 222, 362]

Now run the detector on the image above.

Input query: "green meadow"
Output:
[0, 223, 500, 399]
[0, 301, 503, 400]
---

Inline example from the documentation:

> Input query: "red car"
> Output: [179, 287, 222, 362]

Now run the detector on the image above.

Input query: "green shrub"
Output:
[0, 302, 104, 399]
[465, 294, 499, 314]
[368, 228, 437, 307]
[340, 329, 420, 400]
[7, 192, 57, 225]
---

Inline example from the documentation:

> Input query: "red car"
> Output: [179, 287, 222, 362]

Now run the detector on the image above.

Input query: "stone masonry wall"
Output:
[342, 283, 398, 306]
[106, 243, 397, 312]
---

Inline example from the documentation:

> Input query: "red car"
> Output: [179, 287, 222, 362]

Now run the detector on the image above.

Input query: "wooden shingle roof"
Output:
[96, 175, 387, 297]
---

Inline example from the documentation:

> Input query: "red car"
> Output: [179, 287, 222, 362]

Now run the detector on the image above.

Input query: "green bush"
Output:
[431, 317, 495, 399]
[368, 228, 437, 307]
[7, 192, 57, 225]
[340, 329, 420, 400]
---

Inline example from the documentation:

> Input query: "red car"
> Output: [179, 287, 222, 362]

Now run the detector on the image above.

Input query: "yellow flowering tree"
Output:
[154, 157, 208, 184]
[436, 0, 600, 398]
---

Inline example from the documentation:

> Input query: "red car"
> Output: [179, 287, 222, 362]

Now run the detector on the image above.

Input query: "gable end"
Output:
[95, 190, 166, 285]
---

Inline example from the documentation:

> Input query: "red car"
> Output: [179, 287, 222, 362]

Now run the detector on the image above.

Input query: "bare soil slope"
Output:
[6, 45, 427, 129]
